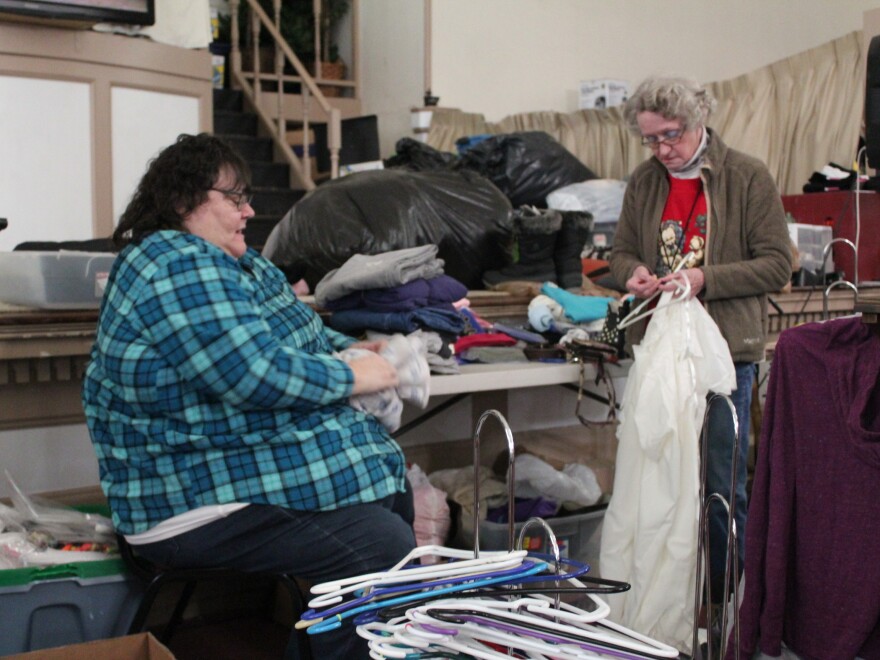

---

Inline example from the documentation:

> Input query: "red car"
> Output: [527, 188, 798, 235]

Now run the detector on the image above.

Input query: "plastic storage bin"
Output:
[788, 222, 834, 274]
[0, 251, 116, 309]
[0, 558, 144, 655]
[456, 503, 607, 575]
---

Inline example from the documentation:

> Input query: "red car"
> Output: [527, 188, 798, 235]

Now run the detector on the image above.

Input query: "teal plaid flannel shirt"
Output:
[83, 231, 405, 535]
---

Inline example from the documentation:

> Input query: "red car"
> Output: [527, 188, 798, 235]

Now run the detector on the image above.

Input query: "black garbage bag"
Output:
[456, 131, 597, 208]
[261, 169, 513, 291]
[383, 138, 458, 172]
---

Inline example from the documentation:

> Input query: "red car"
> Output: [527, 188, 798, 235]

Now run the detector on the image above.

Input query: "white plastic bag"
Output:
[514, 454, 602, 508]
[546, 179, 627, 224]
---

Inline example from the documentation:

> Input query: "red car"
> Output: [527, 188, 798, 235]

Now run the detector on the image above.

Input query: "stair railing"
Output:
[228, 0, 345, 190]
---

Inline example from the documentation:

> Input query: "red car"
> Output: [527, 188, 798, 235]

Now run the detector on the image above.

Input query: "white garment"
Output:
[339, 333, 430, 432]
[93, 0, 212, 49]
[599, 291, 735, 654]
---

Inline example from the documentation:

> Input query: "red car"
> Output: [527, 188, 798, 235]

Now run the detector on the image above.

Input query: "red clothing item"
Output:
[453, 332, 517, 355]
[656, 176, 707, 275]
[730, 317, 880, 660]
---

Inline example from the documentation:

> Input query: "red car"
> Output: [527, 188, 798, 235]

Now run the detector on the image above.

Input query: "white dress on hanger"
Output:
[600, 290, 736, 654]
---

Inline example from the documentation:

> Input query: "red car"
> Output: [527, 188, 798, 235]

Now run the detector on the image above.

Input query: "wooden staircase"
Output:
[213, 88, 305, 251]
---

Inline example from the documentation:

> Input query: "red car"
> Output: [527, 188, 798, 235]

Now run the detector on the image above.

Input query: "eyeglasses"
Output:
[211, 187, 253, 210]
[640, 129, 685, 148]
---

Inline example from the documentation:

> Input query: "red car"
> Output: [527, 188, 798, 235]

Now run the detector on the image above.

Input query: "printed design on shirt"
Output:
[656, 214, 707, 275]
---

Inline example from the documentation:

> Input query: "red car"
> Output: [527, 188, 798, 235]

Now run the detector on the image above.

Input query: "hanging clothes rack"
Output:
[821, 237, 858, 320]
[692, 393, 740, 659]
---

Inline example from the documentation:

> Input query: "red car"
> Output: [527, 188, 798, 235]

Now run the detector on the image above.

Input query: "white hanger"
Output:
[308, 545, 528, 608]
[405, 587, 679, 658]
[618, 265, 693, 331]
[306, 552, 534, 611]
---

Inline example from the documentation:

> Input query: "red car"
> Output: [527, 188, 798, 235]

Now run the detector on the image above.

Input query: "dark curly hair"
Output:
[113, 133, 251, 249]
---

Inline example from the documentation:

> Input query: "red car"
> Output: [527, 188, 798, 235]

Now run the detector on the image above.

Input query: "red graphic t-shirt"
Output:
[656, 176, 707, 276]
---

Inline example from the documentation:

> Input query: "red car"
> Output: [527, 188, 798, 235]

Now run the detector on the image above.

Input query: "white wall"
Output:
[0, 77, 93, 252]
[359, 0, 426, 158]
[429, 0, 880, 122]
[0, 425, 98, 499]
[111, 88, 201, 223]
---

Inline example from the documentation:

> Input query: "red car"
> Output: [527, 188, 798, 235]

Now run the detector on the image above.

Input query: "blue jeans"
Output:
[133, 483, 415, 660]
[705, 362, 753, 603]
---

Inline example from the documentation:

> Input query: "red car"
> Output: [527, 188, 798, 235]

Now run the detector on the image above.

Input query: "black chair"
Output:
[117, 535, 312, 659]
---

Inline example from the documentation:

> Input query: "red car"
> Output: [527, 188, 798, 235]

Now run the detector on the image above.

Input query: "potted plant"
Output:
[226, 1, 349, 83]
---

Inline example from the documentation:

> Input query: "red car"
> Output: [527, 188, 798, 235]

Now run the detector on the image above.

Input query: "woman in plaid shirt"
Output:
[83, 133, 415, 659]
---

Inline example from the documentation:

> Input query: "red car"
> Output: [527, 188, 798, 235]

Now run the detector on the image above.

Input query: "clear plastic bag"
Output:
[407, 464, 451, 562]
[0, 471, 116, 567]
[514, 454, 602, 508]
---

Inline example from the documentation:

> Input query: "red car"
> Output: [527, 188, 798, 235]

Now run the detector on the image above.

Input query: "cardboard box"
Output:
[4, 632, 175, 659]
[578, 79, 630, 110]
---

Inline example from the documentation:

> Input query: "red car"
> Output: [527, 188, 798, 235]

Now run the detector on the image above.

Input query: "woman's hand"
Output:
[349, 352, 399, 395]
[349, 339, 388, 354]
[626, 265, 660, 298]
[658, 267, 704, 299]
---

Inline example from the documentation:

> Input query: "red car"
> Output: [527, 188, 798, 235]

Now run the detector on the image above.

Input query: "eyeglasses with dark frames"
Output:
[640, 129, 685, 148]
[211, 187, 254, 210]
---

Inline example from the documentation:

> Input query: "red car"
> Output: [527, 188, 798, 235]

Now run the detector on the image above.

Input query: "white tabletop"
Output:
[428, 360, 628, 397]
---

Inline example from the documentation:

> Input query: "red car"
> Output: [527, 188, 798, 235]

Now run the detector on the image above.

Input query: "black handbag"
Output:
[564, 337, 618, 427]
[597, 297, 632, 358]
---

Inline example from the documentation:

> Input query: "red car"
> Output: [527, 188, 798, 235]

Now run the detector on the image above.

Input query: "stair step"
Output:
[245, 214, 292, 251]
[214, 110, 258, 137]
[252, 187, 305, 217]
[249, 161, 292, 189]
[213, 88, 243, 112]
[224, 134, 274, 162]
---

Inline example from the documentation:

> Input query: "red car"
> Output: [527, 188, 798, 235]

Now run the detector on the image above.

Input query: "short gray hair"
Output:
[623, 76, 716, 134]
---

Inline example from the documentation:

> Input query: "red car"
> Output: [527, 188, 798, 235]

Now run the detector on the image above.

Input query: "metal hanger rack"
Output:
[821, 237, 858, 320]
[692, 393, 741, 660]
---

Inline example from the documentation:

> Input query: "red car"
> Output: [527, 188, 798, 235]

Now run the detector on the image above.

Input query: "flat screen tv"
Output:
[0, 0, 155, 26]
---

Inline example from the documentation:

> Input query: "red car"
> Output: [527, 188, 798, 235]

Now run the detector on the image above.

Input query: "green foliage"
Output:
[225, 0, 350, 63]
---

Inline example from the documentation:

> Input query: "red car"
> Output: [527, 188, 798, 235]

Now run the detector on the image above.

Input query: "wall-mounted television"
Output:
[0, 0, 155, 26]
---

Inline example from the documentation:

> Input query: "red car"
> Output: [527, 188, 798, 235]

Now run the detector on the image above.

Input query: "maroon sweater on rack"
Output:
[730, 316, 880, 660]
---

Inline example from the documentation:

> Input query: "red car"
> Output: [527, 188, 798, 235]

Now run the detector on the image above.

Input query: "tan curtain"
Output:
[428, 31, 864, 195]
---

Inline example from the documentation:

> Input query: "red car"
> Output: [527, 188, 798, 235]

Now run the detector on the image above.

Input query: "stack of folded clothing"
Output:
[316, 245, 467, 374]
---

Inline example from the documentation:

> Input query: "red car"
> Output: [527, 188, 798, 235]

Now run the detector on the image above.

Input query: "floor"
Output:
[157, 616, 292, 659]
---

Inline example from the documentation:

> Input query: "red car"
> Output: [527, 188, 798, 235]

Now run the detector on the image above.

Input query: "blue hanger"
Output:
[305, 560, 550, 635]
[299, 559, 541, 624]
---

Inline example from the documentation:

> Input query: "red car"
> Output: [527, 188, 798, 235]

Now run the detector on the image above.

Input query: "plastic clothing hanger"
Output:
[409, 613, 670, 660]
[352, 573, 632, 631]
[397, 622, 610, 660]
[399, 593, 679, 658]
[367, 616, 596, 660]
[303, 550, 599, 633]
[300, 562, 537, 626]
[617, 261, 692, 331]
[304, 560, 551, 635]
[310, 545, 529, 596]
[300, 554, 593, 627]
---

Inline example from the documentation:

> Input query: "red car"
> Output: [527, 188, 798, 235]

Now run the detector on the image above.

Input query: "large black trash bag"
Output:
[456, 131, 597, 208]
[383, 138, 458, 171]
[261, 169, 513, 291]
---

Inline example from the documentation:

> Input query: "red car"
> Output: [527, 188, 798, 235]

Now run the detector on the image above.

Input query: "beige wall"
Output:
[428, 0, 880, 122]
[0, 22, 212, 251]
[359, 0, 426, 158]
